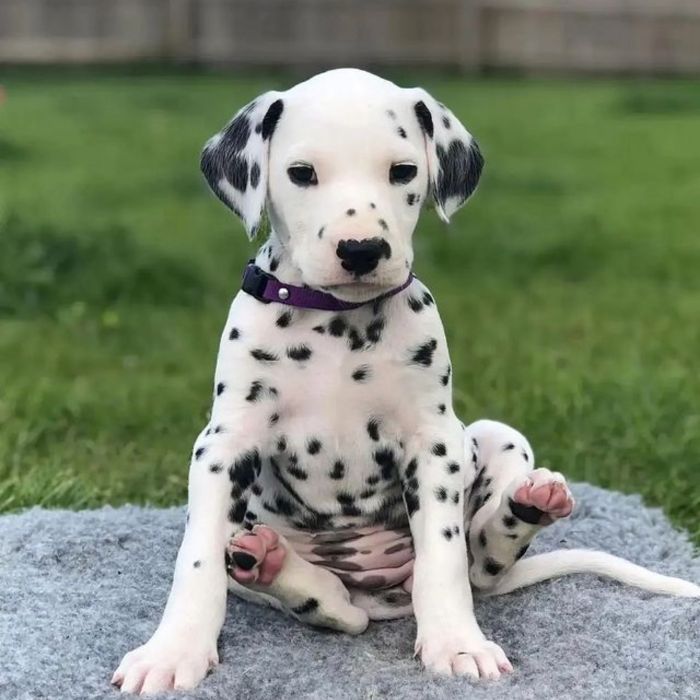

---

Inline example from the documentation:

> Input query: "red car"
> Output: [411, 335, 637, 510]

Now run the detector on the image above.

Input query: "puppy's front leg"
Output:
[112, 417, 260, 694]
[404, 413, 512, 679]
[113, 304, 273, 694]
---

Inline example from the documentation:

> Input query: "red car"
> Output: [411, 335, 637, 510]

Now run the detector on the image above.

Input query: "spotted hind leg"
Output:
[463, 420, 574, 591]
[349, 584, 414, 620]
[226, 525, 369, 634]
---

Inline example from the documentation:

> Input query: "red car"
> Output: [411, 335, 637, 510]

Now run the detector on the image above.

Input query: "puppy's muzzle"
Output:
[336, 237, 392, 276]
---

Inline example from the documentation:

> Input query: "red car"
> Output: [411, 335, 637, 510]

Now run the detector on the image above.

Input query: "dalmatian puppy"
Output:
[113, 69, 700, 695]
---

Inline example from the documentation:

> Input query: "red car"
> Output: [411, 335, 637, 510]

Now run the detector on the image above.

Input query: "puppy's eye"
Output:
[389, 162, 417, 185]
[287, 164, 318, 187]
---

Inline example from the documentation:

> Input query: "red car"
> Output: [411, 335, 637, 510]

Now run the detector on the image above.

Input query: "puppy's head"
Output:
[201, 69, 483, 301]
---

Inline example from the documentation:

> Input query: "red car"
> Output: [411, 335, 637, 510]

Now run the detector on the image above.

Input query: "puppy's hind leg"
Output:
[464, 420, 574, 592]
[227, 525, 369, 634]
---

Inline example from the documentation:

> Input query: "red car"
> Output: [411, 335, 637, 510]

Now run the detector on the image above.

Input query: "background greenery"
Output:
[1, 70, 698, 543]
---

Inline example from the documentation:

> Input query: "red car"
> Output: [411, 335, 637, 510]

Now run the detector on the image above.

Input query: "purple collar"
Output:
[241, 261, 414, 311]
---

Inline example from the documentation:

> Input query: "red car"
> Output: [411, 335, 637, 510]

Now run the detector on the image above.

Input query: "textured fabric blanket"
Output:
[1, 483, 698, 700]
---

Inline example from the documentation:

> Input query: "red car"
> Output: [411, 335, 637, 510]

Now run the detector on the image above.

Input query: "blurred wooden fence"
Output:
[1, 0, 700, 74]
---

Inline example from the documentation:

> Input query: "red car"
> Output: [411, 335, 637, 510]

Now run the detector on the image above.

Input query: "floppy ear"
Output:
[409, 89, 484, 223]
[200, 92, 284, 239]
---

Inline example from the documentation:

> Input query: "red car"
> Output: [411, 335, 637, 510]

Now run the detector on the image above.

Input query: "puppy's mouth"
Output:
[319, 275, 407, 302]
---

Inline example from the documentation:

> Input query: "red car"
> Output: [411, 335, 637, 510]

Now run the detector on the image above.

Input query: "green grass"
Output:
[1, 70, 699, 543]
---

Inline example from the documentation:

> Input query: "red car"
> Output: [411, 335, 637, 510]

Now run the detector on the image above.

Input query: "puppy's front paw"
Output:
[416, 630, 512, 679]
[112, 633, 218, 694]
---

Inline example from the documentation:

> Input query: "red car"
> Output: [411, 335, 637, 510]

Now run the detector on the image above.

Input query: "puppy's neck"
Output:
[254, 231, 301, 284]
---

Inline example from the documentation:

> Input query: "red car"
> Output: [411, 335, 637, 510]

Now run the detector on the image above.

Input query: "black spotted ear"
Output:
[410, 89, 484, 223]
[200, 92, 284, 239]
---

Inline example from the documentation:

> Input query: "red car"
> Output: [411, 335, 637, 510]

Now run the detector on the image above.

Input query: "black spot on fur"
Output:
[503, 515, 517, 528]
[346, 208, 356, 216]
[209, 462, 223, 474]
[330, 461, 345, 480]
[274, 494, 297, 516]
[250, 161, 261, 188]
[347, 328, 365, 351]
[317, 226, 324, 239]
[367, 418, 380, 442]
[438, 403, 446, 415]
[365, 318, 385, 343]
[414, 101, 434, 138]
[225, 156, 248, 192]
[312, 324, 325, 334]
[251, 348, 279, 362]
[195, 447, 206, 460]
[245, 380, 264, 402]
[352, 365, 371, 382]
[269, 412, 279, 425]
[287, 463, 308, 480]
[484, 558, 504, 575]
[516, 544, 530, 560]
[442, 526, 454, 541]
[447, 461, 460, 474]
[479, 529, 487, 547]
[291, 598, 319, 615]
[407, 193, 417, 206]
[307, 438, 322, 455]
[451, 491, 460, 504]
[336, 492, 355, 506]
[440, 365, 452, 386]
[229, 327, 240, 340]
[287, 344, 312, 361]
[378, 218, 388, 231]
[229, 450, 261, 491]
[276, 311, 292, 328]
[503, 443, 515, 451]
[408, 296, 423, 312]
[276, 436, 287, 452]
[374, 448, 398, 480]
[435, 138, 484, 207]
[216, 382, 226, 395]
[261, 99, 284, 140]
[269, 257, 279, 272]
[193, 560, 202, 568]
[360, 488, 376, 499]
[397, 126, 407, 138]
[410, 338, 438, 367]
[329, 317, 347, 337]
[404, 490, 420, 518]
[228, 499, 248, 523]
[435, 486, 448, 502]
[442, 115, 451, 129]
[405, 458, 418, 479]
[432, 443, 447, 457]
[422, 292, 434, 306]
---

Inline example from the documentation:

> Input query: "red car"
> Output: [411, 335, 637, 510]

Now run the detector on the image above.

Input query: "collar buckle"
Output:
[241, 261, 273, 303]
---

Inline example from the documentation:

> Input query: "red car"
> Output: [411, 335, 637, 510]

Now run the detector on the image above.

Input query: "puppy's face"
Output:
[201, 69, 483, 302]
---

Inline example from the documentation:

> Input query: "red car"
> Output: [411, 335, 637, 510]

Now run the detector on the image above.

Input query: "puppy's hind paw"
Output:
[226, 524, 286, 585]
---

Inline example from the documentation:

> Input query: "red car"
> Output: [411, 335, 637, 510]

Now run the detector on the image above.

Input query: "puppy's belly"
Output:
[279, 525, 414, 590]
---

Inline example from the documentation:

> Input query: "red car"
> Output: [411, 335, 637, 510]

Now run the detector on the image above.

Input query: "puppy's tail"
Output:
[480, 549, 700, 598]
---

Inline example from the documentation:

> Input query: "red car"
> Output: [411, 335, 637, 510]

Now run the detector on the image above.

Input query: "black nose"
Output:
[336, 237, 392, 275]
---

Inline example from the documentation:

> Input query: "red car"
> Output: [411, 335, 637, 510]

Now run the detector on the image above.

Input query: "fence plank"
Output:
[0, 0, 699, 74]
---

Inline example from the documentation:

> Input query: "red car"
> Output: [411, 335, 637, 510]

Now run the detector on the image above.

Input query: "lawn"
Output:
[1, 69, 699, 544]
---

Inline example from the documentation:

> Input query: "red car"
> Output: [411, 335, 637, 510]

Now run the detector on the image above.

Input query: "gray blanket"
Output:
[1, 483, 698, 699]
